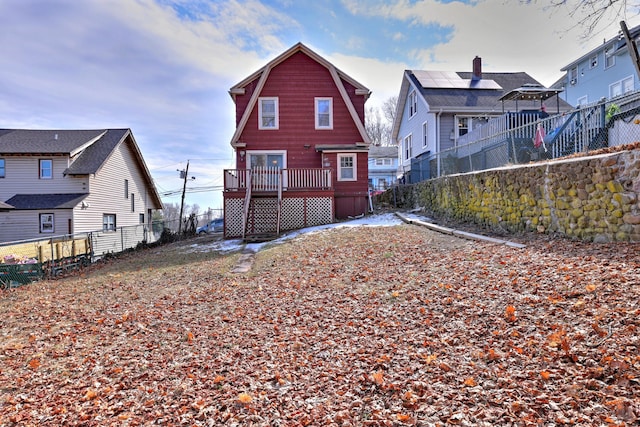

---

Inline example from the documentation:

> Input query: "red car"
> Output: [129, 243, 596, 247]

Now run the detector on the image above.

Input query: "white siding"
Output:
[74, 140, 156, 233]
[0, 156, 87, 201]
[0, 210, 73, 243]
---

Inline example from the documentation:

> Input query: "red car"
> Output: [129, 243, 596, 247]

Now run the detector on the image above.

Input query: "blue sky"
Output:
[1, 0, 639, 212]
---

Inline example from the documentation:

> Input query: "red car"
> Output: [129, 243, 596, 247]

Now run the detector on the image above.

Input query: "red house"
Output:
[223, 43, 371, 240]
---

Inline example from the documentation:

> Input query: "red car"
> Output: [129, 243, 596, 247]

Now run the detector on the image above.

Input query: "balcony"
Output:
[224, 167, 333, 192]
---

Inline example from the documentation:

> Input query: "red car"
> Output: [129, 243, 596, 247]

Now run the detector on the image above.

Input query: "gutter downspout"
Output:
[436, 108, 443, 177]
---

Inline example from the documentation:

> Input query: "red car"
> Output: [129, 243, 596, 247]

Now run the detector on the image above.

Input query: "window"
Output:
[409, 91, 417, 117]
[605, 47, 615, 69]
[258, 97, 278, 129]
[139, 213, 145, 224]
[375, 158, 392, 166]
[404, 134, 412, 160]
[337, 154, 356, 181]
[40, 213, 54, 233]
[610, 76, 634, 98]
[422, 122, 428, 147]
[39, 159, 52, 179]
[569, 67, 578, 85]
[103, 214, 116, 232]
[131, 193, 135, 212]
[124, 179, 129, 198]
[576, 95, 588, 107]
[315, 97, 333, 129]
[590, 55, 598, 68]
[457, 117, 469, 137]
[0, 159, 4, 178]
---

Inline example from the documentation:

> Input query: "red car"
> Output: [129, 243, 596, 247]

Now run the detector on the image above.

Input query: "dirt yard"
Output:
[1, 223, 638, 426]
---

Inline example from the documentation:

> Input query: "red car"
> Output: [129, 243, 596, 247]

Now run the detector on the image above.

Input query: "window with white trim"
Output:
[422, 121, 428, 147]
[409, 91, 417, 117]
[103, 214, 116, 232]
[39, 159, 52, 179]
[131, 193, 135, 212]
[590, 54, 598, 68]
[404, 134, 412, 160]
[605, 47, 615, 69]
[139, 213, 145, 224]
[569, 67, 578, 85]
[258, 97, 278, 129]
[124, 179, 129, 199]
[40, 213, 54, 233]
[315, 97, 333, 129]
[375, 158, 392, 166]
[610, 76, 634, 98]
[576, 95, 588, 107]
[337, 153, 356, 181]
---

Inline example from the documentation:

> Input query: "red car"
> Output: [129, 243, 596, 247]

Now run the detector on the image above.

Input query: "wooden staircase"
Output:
[244, 194, 280, 242]
[242, 167, 282, 242]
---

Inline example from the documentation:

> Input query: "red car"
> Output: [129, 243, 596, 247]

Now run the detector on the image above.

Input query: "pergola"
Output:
[499, 83, 564, 113]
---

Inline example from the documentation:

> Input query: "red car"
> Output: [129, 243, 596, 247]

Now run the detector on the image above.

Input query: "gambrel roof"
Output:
[0, 128, 162, 207]
[228, 42, 371, 146]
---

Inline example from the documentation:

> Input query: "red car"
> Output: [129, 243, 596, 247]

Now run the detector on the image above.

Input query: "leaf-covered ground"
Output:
[1, 224, 639, 426]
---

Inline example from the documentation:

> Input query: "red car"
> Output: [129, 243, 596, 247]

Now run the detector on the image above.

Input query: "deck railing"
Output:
[225, 168, 332, 191]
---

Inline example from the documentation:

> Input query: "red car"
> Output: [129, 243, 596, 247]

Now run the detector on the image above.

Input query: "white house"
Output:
[0, 128, 162, 244]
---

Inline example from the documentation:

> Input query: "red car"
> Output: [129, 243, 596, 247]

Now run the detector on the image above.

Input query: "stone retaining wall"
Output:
[382, 148, 640, 242]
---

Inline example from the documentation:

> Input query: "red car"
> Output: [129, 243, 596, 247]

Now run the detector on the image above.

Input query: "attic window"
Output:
[315, 98, 333, 129]
[590, 55, 598, 68]
[409, 91, 417, 117]
[258, 97, 279, 129]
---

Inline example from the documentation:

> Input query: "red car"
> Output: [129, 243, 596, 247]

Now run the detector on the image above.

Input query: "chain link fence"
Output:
[0, 211, 224, 289]
[417, 90, 640, 180]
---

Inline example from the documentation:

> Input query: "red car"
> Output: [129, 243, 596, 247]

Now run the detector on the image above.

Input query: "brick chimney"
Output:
[472, 56, 482, 80]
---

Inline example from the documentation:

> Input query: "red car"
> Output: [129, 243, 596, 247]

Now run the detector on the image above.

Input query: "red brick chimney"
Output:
[472, 56, 482, 80]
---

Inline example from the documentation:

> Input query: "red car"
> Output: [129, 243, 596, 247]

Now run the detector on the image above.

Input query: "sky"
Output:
[2, 0, 639, 213]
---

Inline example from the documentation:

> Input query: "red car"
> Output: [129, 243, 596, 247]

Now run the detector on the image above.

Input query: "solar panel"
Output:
[413, 70, 502, 89]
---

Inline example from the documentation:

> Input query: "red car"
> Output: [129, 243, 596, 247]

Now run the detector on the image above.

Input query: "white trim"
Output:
[315, 97, 333, 129]
[422, 121, 428, 147]
[246, 150, 287, 169]
[403, 134, 412, 161]
[40, 213, 54, 233]
[258, 97, 279, 130]
[337, 153, 357, 181]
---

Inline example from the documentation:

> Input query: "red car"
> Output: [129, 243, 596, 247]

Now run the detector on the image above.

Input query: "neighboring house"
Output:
[223, 42, 371, 240]
[368, 145, 398, 192]
[0, 129, 163, 244]
[558, 24, 640, 107]
[392, 57, 573, 183]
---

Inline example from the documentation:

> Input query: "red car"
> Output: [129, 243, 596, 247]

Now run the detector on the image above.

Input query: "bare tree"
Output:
[523, 0, 640, 37]
[365, 96, 399, 146]
[382, 96, 398, 126]
[365, 106, 386, 146]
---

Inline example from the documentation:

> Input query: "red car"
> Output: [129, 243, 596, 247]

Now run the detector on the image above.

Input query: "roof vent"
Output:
[54, 133, 58, 140]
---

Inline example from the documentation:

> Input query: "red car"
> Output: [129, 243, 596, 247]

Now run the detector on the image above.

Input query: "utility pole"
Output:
[178, 160, 190, 234]
[621, 21, 640, 80]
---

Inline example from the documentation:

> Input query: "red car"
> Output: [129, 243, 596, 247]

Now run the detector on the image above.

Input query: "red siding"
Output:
[232, 49, 369, 220]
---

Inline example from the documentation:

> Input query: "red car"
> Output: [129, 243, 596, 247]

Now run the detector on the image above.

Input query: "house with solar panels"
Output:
[391, 57, 573, 183]
[0, 128, 162, 244]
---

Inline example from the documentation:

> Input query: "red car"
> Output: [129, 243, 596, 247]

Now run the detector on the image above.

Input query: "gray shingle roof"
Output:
[64, 129, 128, 175]
[0, 129, 107, 154]
[369, 146, 398, 158]
[412, 71, 572, 112]
[5, 193, 88, 209]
